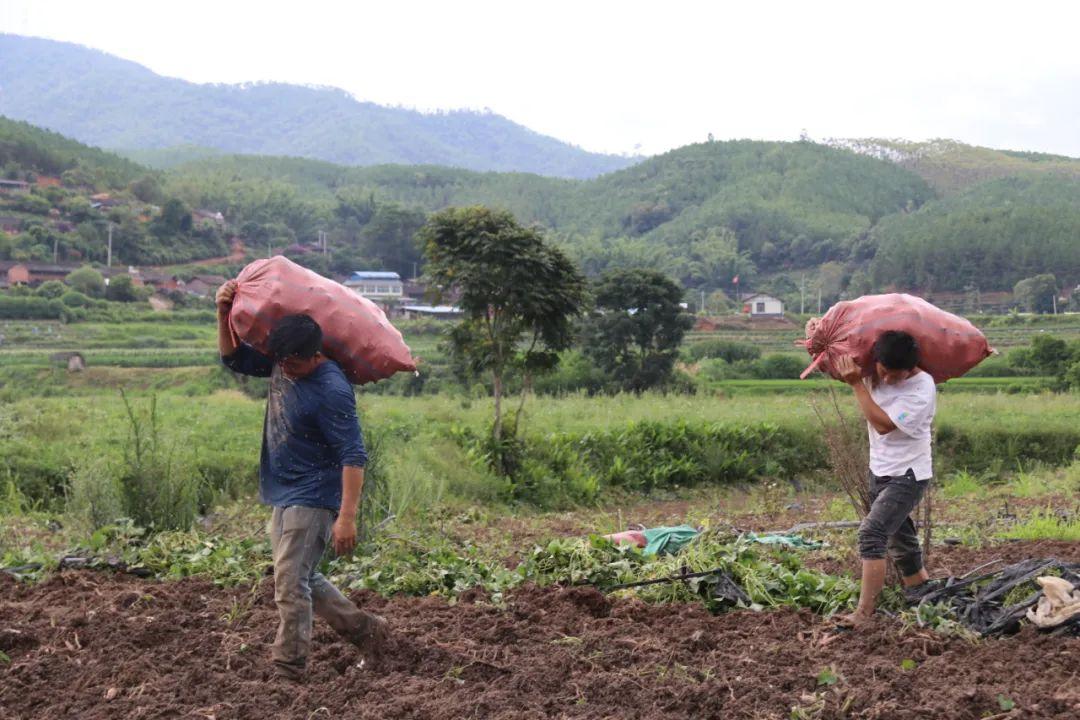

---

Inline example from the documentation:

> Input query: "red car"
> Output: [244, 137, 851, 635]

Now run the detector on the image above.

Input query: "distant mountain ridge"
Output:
[0, 34, 637, 179]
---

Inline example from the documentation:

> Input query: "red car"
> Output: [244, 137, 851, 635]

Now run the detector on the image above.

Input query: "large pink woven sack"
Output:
[800, 293, 993, 383]
[228, 256, 417, 384]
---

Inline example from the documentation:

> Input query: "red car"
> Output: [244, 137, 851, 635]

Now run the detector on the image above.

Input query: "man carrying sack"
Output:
[834, 330, 935, 629]
[216, 280, 388, 681]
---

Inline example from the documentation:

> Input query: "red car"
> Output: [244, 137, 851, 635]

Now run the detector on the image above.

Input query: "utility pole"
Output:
[817, 286, 822, 314]
[800, 274, 806, 315]
[700, 289, 706, 314]
[53, 235, 58, 264]
[106, 222, 113, 268]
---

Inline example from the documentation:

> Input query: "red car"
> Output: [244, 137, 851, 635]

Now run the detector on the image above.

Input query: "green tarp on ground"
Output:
[642, 525, 701, 555]
[629, 526, 823, 556]
[744, 532, 824, 549]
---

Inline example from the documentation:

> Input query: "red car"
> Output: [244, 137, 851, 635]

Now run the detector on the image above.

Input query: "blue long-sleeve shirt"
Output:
[222, 344, 367, 511]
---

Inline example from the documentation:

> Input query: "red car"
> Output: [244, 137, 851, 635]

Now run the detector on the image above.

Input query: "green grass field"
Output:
[2, 312, 1077, 571]
[3, 318, 1066, 401]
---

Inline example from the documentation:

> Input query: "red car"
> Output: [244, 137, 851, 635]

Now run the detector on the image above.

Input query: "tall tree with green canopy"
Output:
[65, 265, 105, 297]
[105, 273, 138, 302]
[1013, 274, 1058, 314]
[419, 206, 587, 446]
[361, 204, 427, 278]
[583, 269, 694, 393]
[156, 198, 193, 234]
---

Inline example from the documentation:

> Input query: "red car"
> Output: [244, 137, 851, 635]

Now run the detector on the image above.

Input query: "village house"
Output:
[192, 209, 226, 227]
[182, 278, 212, 296]
[740, 293, 785, 319]
[0, 261, 123, 288]
[344, 271, 404, 302]
[181, 274, 227, 297]
[193, 274, 227, 287]
[399, 304, 463, 320]
[0, 216, 22, 234]
[0, 261, 82, 287]
[400, 276, 461, 306]
[3, 263, 30, 287]
[0, 179, 31, 194]
[130, 269, 179, 291]
[403, 278, 427, 300]
[88, 193, 122, 209]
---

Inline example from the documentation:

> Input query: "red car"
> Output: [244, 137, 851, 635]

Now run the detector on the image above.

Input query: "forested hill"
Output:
[830, 138, 1080, 195]
[0, 34, 636, 179]
[0, 116, 240, 265]
[870, 175, 1080, 292]
[0, 116, 147, 188]
[1, 114, 1075, 298]
[167, 140, 936, 275]
[156, 139, 1080, 294]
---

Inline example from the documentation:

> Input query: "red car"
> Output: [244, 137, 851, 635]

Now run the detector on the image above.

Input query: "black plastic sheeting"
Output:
[914, 557, 1080, 637]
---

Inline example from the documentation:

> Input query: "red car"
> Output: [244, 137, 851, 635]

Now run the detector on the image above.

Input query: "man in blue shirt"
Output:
[216, 280, 387, 681]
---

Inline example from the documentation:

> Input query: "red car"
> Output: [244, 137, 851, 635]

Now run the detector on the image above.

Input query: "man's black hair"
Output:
[873, 330, 919, 370]
[268, 314, 323, 361]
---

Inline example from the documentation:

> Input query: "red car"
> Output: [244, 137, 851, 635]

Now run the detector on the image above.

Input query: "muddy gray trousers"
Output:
[858, 470, 928, 577]
[269, 505, 368, 675]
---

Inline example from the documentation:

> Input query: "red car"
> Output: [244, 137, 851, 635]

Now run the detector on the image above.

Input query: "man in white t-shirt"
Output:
[834, 330, 935, 629]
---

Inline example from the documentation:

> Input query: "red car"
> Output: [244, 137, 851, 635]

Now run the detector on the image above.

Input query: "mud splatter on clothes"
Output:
[222, 344, 366, 510]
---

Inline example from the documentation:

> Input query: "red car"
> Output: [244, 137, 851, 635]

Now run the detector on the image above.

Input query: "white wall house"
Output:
[344, 271, 404, 301]
[741, 293, 784, 318]
[399, 304, 463, 320]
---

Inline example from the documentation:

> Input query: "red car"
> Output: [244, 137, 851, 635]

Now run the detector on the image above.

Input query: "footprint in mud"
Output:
[115, 591, 142, 610]
[510, 584, 612, 619]
[0, 626, 38, 654]
[365, 633, 512, 683]
[560, 586, 612, 618]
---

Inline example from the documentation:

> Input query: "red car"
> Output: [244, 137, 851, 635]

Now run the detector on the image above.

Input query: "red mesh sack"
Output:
[228, 256, 417, 384]
[602, 531, 647, 548]
[800, 293, 993, 383]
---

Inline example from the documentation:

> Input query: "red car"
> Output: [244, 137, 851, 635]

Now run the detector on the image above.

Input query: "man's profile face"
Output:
[280, 353, 322, 379]
[875, 362, 913, 385]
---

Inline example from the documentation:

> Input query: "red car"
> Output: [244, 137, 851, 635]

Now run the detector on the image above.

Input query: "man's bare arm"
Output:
[834, 355, 897, 435]
[216, 280, 239, 357]
[332, 466, 365, 555]
[851, 383, 897, 434]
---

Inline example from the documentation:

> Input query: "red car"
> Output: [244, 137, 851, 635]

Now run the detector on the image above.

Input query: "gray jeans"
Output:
[270, 505, 368, 672]
[858, 470, 928, 577]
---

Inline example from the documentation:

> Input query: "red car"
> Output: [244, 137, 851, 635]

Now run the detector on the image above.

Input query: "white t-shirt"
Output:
[867, 370, 937, 480]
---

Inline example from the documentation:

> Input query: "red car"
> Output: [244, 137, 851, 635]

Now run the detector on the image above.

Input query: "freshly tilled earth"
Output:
[1, 547, 1078, 720]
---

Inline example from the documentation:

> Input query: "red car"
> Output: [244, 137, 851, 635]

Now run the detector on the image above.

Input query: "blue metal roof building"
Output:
[347, 271, 401, 281]
[344, 271, 405, 303]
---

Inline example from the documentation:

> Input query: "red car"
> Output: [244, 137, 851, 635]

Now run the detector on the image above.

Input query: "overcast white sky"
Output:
[3, 0, 1079, 157]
